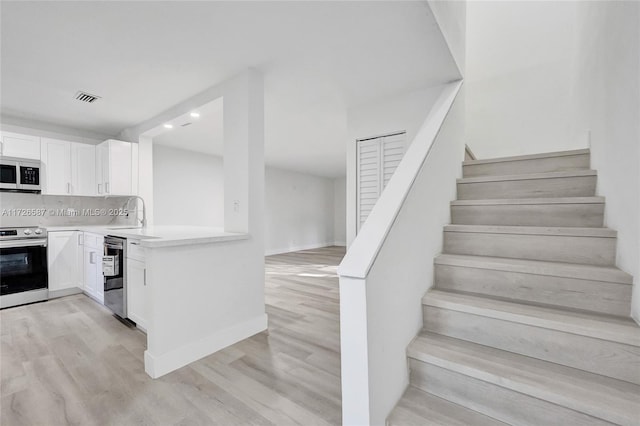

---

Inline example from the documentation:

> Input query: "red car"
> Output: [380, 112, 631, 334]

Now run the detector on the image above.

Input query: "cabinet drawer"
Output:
[83, 232, 103, 249]
[127, 239, 145, 261]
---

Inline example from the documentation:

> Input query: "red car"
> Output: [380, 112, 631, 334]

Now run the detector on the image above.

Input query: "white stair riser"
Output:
[409, 360, 610, 426]
[443, 231, 616, 265]
[457, 175, 596, 200]
[435, 265, 632, 317]
[463, 154, 590, 178]
[422, 306, 640, 385]
[451, 203, 604, 227]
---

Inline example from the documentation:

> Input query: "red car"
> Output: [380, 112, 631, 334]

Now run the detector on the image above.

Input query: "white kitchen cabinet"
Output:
[41, 138, 97, 196]
[127, 256, 147, 331]
[0, 131, 40, 159]
[83, 232, 104, 303]
[71, 143, 96, 196]
[97, 139, 134, 196]
[47, 231, 82, 295]
[96, 142, 106, 195]
[40, 138, 72, 195]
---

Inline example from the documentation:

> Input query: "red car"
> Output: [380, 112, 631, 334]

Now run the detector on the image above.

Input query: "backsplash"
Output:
[0, 193, 138, 228]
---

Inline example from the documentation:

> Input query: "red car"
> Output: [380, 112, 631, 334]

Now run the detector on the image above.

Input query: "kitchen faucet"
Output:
[125, 195, 147, 228]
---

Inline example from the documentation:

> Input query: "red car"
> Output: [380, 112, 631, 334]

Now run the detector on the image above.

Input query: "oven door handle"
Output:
[0, 239, 47, 249]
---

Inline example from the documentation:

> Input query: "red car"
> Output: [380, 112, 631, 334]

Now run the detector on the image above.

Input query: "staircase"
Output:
[387, 149, 640, 426]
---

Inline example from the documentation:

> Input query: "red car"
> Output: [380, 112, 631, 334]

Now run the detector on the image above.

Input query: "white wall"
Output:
[466, 1, 640, 320]
[265, 168, 335, 255]
[153, 144, 225, 227]
[339, 82, 464, 425]
[428, 0, 466, 75]
[153, 145, 338, 255]
[142, 70, 267, 379]
[572, 1, 640, 321]
[465, 1, 585, 158]
[333, 177, 346, 246]
[346, 84, 446, 245]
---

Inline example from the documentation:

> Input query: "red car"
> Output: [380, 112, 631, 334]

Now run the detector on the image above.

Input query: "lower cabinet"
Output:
[48, 231, 104, 303]
[47, 231, 83, 296]
[126, 239, 147, 331]
[83, 233, 104, 303]
[127, 257, 147, 331]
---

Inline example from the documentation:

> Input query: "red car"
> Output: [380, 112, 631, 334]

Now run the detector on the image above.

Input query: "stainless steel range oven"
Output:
[0, 227, 48, 308]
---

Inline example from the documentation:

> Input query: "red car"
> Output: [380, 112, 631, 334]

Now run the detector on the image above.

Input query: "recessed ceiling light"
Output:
[163, 123, 173, 129]
[190, 112, 200, 118]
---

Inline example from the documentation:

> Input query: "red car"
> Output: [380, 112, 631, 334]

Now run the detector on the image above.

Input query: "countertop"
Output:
[45, 225, 249, 248]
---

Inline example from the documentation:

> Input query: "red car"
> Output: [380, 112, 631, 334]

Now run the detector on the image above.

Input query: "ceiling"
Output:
[1, 1, 458, 177]
[153, 97, 224, 156]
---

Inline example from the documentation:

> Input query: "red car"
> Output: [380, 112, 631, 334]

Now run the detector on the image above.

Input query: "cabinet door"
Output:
[0, 132, 40, 159]
[96, 143, 105, 195]
[83, 243, 104, 303]
[127, 258, 147, 330]
[83, 245, 98, 297]
[76, 233, 84, 288]
[95, 251, 104, 303]
[48, 231, 79, 292]
[41, 138, 72, 195]
[105, 140, 132, 196]
[71, 143, 96, 196]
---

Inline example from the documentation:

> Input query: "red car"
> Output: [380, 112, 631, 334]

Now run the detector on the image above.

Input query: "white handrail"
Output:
[338, 80, 463, 279]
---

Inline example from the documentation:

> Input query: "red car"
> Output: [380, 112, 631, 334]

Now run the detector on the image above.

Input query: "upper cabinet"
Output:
[41, 138, 72, 195]
[7, 131, 137, 197]
[96, 139, 135, 196]
[71, 143, 96, 196]
[41, 138, 97, 196]
[0, 132, 41, 159]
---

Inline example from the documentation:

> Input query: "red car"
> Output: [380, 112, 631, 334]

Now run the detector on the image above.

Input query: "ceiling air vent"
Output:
[74, 91, 101, 103]
[181, 122, 192, 127]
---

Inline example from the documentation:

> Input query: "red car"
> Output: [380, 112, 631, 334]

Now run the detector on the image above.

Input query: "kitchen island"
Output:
[47, 225, 267, 378]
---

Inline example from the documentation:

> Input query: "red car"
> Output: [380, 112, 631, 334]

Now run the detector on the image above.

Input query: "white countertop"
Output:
[45, 225, 249, 248]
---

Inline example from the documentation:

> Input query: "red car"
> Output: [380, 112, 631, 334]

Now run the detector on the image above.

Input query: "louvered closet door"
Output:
[357, 139, 381, 231]
[381, 133, 405, 188]
[356, 132, 406, 232]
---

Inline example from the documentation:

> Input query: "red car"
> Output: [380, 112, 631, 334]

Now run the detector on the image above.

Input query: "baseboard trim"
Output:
[82, 291, 104, 305]
[265, 242, 336, 256]
[144, 313, 268, 379]
[49, 287, 83, 299]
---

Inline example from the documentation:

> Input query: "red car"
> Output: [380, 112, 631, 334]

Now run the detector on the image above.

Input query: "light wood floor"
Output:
[1, 246, 345, 426]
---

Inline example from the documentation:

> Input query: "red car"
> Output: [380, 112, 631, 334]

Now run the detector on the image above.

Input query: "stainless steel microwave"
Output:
[0, 157, 41, 193]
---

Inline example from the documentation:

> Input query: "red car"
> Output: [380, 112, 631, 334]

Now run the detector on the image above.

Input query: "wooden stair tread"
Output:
[409, 332, 640, 426]
[387, 386, 507, 426]
[443, 224, 616, 238]
[451, 196, 605, 206]
[462, 149, 590, 166]
[458, 169, 596, 184]
[422, 290, 640, 346]
[435, 254, 633, 284]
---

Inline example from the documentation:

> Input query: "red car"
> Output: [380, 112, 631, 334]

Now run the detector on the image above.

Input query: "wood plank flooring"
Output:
[1, 246, 345, 426]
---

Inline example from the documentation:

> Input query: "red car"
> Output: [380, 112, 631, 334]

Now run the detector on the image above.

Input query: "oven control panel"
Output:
[0, 227, 46, 240]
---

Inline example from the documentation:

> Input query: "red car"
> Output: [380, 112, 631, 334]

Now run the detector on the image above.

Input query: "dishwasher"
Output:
[103, 236, 127, 318]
